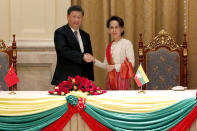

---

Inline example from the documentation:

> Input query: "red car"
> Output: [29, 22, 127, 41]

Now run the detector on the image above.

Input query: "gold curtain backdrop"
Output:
[72, 0, 197, 89]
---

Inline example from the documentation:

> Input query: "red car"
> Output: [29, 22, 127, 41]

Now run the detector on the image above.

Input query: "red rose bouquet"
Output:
[49, 75, 106, 95]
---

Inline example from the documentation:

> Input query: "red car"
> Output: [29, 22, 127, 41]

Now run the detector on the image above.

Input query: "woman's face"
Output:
[109, 20, 123, 40]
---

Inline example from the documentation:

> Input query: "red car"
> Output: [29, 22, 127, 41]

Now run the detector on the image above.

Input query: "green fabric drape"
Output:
[0, 104, 68, 131]
[85, 97, 197, 131]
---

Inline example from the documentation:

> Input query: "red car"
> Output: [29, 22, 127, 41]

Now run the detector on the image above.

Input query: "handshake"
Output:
[83, 53, 95, 63]
[83, 53, 115, 72]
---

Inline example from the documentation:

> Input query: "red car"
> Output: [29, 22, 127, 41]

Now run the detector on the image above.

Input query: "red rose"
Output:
[102, 90, 107, 93]
[57, 90, 62, 95]
[94, 92, 99, 95]
[77, 85, 82, 90]
[84, 87, 90, 92]
[54, 88, 59, 92]
[68, 76, 72, 80]
[49, 76, 106, 96]
[90, 90, 94, 95]
[96, 87, 101, 90]
[81, 88, 85, 92]
[63, 88, 69, 93]
[81, 81, 86, 87]
[48, 90, 54, 94]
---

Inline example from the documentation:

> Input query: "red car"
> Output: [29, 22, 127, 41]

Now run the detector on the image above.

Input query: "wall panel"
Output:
[0, 0, 71, 90]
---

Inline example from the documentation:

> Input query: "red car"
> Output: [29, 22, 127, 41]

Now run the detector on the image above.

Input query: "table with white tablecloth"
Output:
[0, 90, 197, 131]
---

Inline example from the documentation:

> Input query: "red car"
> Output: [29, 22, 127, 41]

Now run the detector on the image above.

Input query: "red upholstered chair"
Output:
[138, 30, 188, 90]
[0, 35, 17, 91]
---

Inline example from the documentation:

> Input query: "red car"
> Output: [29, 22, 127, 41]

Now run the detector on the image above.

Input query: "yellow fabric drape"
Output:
[86, 96, 179, 113]
[0, 93, 66, 116]
[1, 91, 195, 116]
[0, 94, 178, 115]
[85, 90, 195, 113]
[71, 0, 197, 89]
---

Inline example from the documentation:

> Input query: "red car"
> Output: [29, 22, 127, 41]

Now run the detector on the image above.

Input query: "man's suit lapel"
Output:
[64, 25, 81, 51]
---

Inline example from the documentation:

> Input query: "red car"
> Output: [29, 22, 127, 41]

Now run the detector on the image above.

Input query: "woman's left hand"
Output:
[107, 65, 115, 72]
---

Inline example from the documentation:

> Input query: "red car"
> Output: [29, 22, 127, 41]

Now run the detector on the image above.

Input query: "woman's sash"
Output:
[120, 58, 135, 79]
[106, 42, 118, 90]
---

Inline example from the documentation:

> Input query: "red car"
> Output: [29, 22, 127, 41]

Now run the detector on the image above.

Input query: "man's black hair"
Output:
[67, 5, 84, 16]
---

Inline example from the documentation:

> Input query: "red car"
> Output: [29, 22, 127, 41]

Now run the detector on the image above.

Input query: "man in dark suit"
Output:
[51, 5, 94, 86]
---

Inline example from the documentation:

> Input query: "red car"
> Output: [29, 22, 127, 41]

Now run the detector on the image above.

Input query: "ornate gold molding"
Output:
[0, 40, 7, 50]
[183, 49, 188, 56]
[13, 50, 17, 57]
[139, 48, 143, 56]
[145, 29, 180, 50]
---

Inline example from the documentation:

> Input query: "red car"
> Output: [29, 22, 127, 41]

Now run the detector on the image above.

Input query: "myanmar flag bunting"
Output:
[134, 64, 149, 87]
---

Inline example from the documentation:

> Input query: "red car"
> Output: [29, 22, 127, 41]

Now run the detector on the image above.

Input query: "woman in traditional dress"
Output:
[94, 16, 135, 90]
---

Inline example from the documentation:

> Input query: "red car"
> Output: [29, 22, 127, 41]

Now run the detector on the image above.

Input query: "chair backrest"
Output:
[138, 30, 188, 90]
[0, 35, 17, 91]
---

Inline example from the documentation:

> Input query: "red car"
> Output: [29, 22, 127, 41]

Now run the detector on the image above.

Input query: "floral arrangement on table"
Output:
[48, 75, 106, 96]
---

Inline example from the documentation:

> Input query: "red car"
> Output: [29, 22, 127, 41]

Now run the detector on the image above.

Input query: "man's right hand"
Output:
[83, 53, 95, 63]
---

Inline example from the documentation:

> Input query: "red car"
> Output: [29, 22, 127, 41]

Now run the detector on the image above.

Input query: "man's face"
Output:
[67, 11, 83, 30]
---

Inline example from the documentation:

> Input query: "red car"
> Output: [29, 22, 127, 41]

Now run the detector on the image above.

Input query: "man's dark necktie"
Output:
[74, 31, 84, 52]
[74, 31, 79, 43]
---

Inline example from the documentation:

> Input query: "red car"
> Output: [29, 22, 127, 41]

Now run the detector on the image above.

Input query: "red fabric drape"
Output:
[41, 104, 197, 131]
[80, 110, 112, 131]
[42, 97, 86, 131]
[42, 97, 112, 131]
[169, 92, 197, 131]
[169, 105, 197, 131]
[42, 107, 74, 131]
